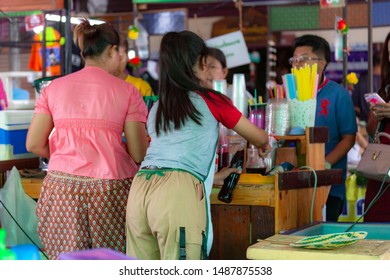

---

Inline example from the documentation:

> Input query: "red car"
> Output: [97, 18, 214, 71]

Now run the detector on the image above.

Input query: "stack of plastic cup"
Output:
[213, 79, 228, 96]
[231, 74, 248, 117]
[265, 99, 290, 136]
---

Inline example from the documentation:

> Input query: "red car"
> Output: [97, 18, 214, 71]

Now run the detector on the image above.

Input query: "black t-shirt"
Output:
[71, 42, 84, 73]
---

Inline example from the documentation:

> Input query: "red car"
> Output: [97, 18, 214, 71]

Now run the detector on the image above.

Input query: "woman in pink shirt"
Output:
[26, 20, 149, 259]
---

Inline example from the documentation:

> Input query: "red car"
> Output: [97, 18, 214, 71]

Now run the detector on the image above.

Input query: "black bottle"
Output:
[218, 150, 244, 203]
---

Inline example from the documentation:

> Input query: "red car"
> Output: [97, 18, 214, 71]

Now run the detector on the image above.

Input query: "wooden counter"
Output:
[209, 170, 342, 260]
[247, 234, 390, 260]
[209, 127, 343, 260]
[20, 177, 43, 199]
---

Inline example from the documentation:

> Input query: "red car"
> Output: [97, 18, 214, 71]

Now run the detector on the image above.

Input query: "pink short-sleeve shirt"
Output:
[34, 66, 148, 179]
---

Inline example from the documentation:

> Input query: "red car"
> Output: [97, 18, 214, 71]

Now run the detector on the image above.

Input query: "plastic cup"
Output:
[213, 79, 227, 95]
[249, 104, 266, 129]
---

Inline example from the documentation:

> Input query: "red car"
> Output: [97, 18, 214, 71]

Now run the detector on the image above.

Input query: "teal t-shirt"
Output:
[315, 79, 358, 199]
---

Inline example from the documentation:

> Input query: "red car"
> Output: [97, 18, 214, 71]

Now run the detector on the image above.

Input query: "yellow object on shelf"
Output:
[238, 173, 274, 185]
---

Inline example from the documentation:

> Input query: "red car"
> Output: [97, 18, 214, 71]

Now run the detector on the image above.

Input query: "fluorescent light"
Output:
[128, 50, 136, 59]
[33, 26, 44, 34]
[31, 14, 105, 33]
[45, 14, 105, 25]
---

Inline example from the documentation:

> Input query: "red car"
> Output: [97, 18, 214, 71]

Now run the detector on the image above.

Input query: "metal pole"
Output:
[42, 13, 47, 78]
[342, 3, 348, 88]
[368, 0, 373, 93]
[64, 0, 72, 75]
[266, 5, 272, 100]
[133, 3, 139, 77]
[9, 17, 20, 71]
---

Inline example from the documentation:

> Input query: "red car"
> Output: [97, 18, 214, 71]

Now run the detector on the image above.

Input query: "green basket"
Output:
[33, 75, 63, 94]
[143, 95, 158, 111]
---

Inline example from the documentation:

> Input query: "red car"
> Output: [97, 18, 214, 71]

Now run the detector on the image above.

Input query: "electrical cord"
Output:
[298, 166, 317, 224]
[296, 166, 390, 231]
[0, 199, 48, 260]
[345, 168, 390, 232]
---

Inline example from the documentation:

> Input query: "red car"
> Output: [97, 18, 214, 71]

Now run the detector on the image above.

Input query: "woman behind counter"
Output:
[364, 31, 390, 222]
[26, 20, 149, 259]
[206, 47, 254, 115]
[115, 34, 154, 97]
[125, 30, 269, 260]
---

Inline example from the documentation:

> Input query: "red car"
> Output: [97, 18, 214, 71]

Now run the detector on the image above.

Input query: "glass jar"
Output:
[245, 145, 267, 175]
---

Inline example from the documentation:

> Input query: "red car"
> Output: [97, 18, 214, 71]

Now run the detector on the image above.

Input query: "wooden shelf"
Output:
[0, 157, 39, 173]
[211, 183, 275, 207]
[276, 135, 305, 141]
[277, 169, 342, 190]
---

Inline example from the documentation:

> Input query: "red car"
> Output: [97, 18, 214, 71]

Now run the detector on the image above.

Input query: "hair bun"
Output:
[73, 19, 95, 50]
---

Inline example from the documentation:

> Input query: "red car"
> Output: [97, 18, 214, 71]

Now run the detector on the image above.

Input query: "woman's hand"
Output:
[258, 142, 272, 159]
[213, 167, 241, 186]
[371, 102, 390, 121]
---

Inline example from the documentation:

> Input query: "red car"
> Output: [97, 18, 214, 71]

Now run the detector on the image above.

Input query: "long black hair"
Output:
[379, 31, 390, 102]
[156, 31, 228, 135]
[208, 47, 227, 69]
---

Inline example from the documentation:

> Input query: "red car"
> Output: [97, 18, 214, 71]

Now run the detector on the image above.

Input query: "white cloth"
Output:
[347, 142, 362, 168]
[203, 153, 216, 255]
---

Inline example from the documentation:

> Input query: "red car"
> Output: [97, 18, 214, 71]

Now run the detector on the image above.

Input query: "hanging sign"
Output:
[320, 0, 345, 8]
[206, 31, 250, 69]
[25, 14, 44, 31]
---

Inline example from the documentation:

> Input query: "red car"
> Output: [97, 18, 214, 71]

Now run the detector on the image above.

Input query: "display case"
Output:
[0, 71, 41, 110]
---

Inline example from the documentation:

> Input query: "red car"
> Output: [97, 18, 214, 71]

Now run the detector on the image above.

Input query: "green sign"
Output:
[270, 6, 319, 31]
[0, 10, 42, 18]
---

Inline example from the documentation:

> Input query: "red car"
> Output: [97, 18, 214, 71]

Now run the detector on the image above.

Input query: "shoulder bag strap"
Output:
[373, 120, 383, 143]
[377, 132, 390, 144]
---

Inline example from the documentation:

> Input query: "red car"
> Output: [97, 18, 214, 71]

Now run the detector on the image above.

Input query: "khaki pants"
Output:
[126, 170, 207, 260]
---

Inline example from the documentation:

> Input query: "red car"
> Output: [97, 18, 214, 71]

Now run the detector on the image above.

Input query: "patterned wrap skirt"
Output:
[36, 171, 131, 260]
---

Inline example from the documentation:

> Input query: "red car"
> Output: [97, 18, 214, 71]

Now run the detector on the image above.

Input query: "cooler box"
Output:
[0, 110, 34, 160]
[0, 110, 34, 125]
[0, 124, 29, 155]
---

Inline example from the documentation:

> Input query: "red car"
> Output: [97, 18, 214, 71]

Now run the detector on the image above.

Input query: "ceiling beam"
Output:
[0, 0, 64, 12]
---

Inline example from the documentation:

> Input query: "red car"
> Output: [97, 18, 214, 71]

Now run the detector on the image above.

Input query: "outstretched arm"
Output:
[325, 134, 356, 166]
